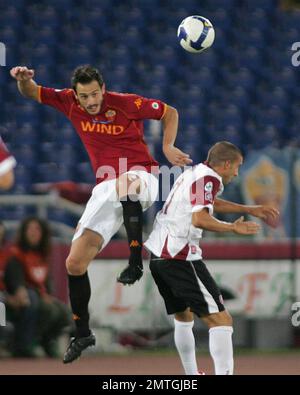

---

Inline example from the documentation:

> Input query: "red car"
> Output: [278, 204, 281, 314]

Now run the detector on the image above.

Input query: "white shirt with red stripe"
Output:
[145, 163, 223, 261]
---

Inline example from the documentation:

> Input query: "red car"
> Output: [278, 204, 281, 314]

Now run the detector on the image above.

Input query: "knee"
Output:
[66, 255, 86, 275]
[222, 311, 233, 326]
[175, 308, 194, 322]
[203, 310, 233, 328]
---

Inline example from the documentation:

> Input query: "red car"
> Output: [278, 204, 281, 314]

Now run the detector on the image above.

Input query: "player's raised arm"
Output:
[162, 105, 193, 167]
[214, 198, 280, 228]
[192, 208, 260, 235]
[10, 66, 39, 101]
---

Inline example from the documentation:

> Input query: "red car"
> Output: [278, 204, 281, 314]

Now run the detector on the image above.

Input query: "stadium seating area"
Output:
[0, 0, 300, 222]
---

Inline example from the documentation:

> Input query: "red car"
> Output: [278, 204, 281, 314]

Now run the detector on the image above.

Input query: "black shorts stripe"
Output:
[149, 255, 225, 317]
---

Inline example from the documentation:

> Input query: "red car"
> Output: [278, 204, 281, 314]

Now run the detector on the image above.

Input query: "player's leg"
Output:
[66, 229, 103, 337]
[187, 260, 234, 375]
[117, 171, 158, 285]
[63, 229, 103, 363]
[174, 308, 200, 375]
[201, 310, 234, 375]
[150, 256, 200, 375]
[64, 177, 130, 363]
[176, 259, 233, 375]
[116, 173, 143, 284]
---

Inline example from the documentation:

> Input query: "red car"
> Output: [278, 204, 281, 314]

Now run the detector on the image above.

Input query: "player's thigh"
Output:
[116, 173, 142, 198]
[201, 310, 233, 328]
[126, 170, 159, 210]
[69, 228, 103, 262]
[72, 179, 123, 250]
[175, 308, 194, 322]
[187, 260, 225, 318]
[149, 257, 188, 315]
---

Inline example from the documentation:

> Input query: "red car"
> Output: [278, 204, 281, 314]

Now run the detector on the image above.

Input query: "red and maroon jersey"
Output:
[0, 137, 16, 177]
[38, 87, 167, 183]
[144, 163, 224, 260]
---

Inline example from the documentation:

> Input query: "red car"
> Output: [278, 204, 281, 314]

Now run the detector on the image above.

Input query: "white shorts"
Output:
[72, 170, 159, 250]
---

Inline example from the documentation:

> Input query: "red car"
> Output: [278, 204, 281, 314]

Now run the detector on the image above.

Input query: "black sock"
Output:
[120, 196, 143, 267]
[68, 272, 91, 338]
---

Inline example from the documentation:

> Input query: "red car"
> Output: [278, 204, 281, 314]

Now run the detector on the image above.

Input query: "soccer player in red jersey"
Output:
[0, 136, 16, 190]
[10, 65, 192, 363]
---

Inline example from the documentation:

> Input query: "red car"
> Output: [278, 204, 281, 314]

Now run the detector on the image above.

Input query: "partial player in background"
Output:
[10, 65, 192, 363]
[0, 136, 16, 190]
[145, 141, 279, 375]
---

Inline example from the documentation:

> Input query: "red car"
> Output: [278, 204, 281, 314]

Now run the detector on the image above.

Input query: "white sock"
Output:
[174, 319, 199, 375]
[209, 326, 234, 375]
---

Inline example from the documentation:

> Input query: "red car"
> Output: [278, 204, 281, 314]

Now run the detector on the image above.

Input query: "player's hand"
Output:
[163, 145, 193, 166]
[247, 205, 280, 228]
[10, 66, 35, 81]
[233, 216, 260, 235]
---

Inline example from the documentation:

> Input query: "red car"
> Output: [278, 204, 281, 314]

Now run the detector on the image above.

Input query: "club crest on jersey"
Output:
[105, 110, 116, 122]
[152, 102, 159, 110]
[204, 181, 213, 192]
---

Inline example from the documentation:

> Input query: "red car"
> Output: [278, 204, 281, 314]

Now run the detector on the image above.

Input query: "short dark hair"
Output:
[71, 65, 104, 91]
[207, 141, 243, 166]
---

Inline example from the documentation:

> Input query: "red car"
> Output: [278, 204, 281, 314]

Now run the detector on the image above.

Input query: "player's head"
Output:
[207, 141, 243, 185]
[72, 65, 105, 115]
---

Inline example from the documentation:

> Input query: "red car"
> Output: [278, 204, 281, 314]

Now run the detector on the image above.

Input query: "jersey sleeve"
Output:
[0, 137, 16, 177]
[190, 176, 221, 215]
[120, 94, 167, 121]
[38, 86, 74, 117]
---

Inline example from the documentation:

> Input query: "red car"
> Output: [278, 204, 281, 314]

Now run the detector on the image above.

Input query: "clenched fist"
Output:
[10, 66, 35, 81]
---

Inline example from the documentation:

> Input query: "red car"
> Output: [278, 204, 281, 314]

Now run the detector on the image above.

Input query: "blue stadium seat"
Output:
[14, 145, 37, 167]
[48, 208, 77, 227]
[39, 142, 60, 163]
[231, 68, 256, 90]
[15, 103, 40, 126]
[0, 6, 21, 29]
[14, 165, 33, 186]
[258, 105, 287, 130]
[256, 87, 289, 110]
[76, 162, 96, 184]
[35, 162, 74, 183]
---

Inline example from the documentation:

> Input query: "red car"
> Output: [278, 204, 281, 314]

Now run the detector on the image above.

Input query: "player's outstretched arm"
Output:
[192, 208, 260, 235]
[214, 198, 280, 228]
[162, 105, 193, 167]
[10, 66, 39, 101]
